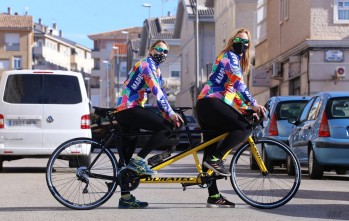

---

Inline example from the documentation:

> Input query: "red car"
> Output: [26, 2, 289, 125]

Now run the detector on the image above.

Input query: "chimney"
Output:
[7, 7, 11, 15]
[39, 18, 42, 25]
[168, 11, 171, 16]
[49, 29, 53, 35]
[59, 30, 62, 37]
[53, 22, 57, 30]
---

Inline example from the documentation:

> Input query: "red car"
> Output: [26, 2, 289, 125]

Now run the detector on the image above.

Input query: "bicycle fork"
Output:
[248, 136, 269, 175]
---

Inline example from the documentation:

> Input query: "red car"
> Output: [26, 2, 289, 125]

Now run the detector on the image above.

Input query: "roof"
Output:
[271, 96, 311, 101]
[317, 91, 349, 97]
[173, 0, 214, 38]
[150, 17, 176, 39]
[34, 26, 91, 50]
[0, 14, 33, 30]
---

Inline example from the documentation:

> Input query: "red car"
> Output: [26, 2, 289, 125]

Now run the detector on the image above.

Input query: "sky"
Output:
[1, 0, 179, 48]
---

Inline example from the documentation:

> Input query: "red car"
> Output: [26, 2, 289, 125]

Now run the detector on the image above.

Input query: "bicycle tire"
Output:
[46, 137, 118, 210]
[230, 138, 301, 209]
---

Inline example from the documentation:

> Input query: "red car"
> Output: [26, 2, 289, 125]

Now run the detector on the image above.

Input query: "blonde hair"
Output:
[220, 28, 251, 73]
[148, 40, 169, 54]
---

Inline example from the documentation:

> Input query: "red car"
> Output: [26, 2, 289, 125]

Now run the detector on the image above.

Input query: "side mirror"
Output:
[288, 116, 298, 125]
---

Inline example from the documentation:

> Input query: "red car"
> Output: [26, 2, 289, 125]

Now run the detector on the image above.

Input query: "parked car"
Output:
[287, 92, 349, 179]
[0, 70, 92, 170]
[252, 96, 310, 171]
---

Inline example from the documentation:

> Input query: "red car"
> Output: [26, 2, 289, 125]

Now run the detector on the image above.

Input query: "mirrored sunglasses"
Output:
[233, 37, 249, 44]
[153, 46, 169, 54]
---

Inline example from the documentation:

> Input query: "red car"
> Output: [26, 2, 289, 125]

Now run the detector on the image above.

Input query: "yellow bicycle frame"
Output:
[140, 133, 268, 185]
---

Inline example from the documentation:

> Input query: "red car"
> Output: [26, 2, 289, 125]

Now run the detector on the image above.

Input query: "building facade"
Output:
[173, 0, 215, 112]
[138, 16, 181, 106]
[88, 27, 141, 108]
[252, 0, 349, 105]
[0, 9, 33, 75]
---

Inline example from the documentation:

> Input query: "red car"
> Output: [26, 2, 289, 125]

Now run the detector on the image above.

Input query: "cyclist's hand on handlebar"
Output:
[170, 113, 184, 128]
[252, 104, 267, 121]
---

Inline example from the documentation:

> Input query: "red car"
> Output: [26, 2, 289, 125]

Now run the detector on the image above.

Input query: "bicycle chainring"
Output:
[118, 168, 140, 191]
[197, 173, 212, 188]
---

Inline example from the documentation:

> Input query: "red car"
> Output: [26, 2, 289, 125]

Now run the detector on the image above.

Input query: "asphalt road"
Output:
[0, 152, 348, 221]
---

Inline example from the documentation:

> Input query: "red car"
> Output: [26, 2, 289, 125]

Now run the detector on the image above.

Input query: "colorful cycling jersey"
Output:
[116, 56, 175, 120]
[198, 51, 257, 114]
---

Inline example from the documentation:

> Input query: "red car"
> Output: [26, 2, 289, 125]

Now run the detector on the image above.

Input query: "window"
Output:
[270, 86, 279, 97]
[256, 0, 267, 42]
[13, 56, 22, 69]
[307, 97, 322, 120]
[334, 0, 349, 23]
[171, 71, 180, 78]
[289, 77, 301, 95]
[299, 98, 315, 122]
[4, 75, 82, 104]
[5, 33, 20, 51]
[329, 98, 349, 118]
[279, 0, 289, 24]
[0, 59, 10, 70]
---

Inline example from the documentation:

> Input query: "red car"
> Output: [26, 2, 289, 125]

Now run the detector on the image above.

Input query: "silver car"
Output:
[288, 92, 349, 179]
[252, 96, 310, 171]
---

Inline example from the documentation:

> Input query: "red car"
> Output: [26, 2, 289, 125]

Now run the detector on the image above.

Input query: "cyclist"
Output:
[196, 28, 266, 208]
[115, 39, 183, 208]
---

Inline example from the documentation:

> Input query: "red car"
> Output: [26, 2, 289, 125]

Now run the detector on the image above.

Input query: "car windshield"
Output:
[328, 98, 349, 118]
[277, 101, 308, 120]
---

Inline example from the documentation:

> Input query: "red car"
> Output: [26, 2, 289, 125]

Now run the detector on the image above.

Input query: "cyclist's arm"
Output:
[142, 66, 175, 120]
[227, 54, 257, 107]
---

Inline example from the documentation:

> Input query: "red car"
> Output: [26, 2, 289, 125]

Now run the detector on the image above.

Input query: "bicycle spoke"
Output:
[231, 139, 301, 209]
[46, 138, 118, 210]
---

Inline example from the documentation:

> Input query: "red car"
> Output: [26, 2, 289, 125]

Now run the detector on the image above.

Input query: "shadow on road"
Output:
[1, 167, 47, 173]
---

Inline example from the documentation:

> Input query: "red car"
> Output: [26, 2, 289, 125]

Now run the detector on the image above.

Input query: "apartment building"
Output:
[0, 9, 33, 75]
[252, 0, 349, 105]
[138, 16, 181, 106]
[33, 19, 93, 87]
[173, 0, 215, 111]
[209, 0, 258, 55]
[88, 27, 141, 108]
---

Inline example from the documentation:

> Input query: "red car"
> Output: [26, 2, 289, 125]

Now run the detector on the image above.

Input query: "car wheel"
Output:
[335, 169, 347, 175]
[286, 155, 295, 176]
[308, 148, 323, 179]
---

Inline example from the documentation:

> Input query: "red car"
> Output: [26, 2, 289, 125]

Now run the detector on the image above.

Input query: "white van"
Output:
[0, 70, 92, 170]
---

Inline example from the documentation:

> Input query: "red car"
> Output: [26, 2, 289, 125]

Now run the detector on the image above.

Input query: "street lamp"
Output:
[102, 60, 110, 107]
[142, 3, 151, 49]
[121, 30, 129, 43]
[112, 46, 120, 99]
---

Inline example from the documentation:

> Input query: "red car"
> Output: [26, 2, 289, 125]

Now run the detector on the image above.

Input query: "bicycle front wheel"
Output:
[230, 138, 301, 209]
[46, 138, 118, 210]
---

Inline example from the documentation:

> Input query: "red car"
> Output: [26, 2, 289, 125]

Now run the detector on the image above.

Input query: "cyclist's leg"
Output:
[197, 99, 230, 206]
[115, 112, 148, 209]
[117, 107, 173, 175]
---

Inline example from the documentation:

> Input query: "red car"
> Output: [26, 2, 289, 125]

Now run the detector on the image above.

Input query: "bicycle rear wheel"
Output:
[230, 138, 301, 209]
[46, 138, 118, 210]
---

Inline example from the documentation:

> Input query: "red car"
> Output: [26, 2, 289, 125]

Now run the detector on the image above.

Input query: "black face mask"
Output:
[232, 42, 248, 55]
[151, 53, 167, 64]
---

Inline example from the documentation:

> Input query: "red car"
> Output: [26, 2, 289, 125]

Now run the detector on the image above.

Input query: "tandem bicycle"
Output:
[45, 106, 301, 210]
